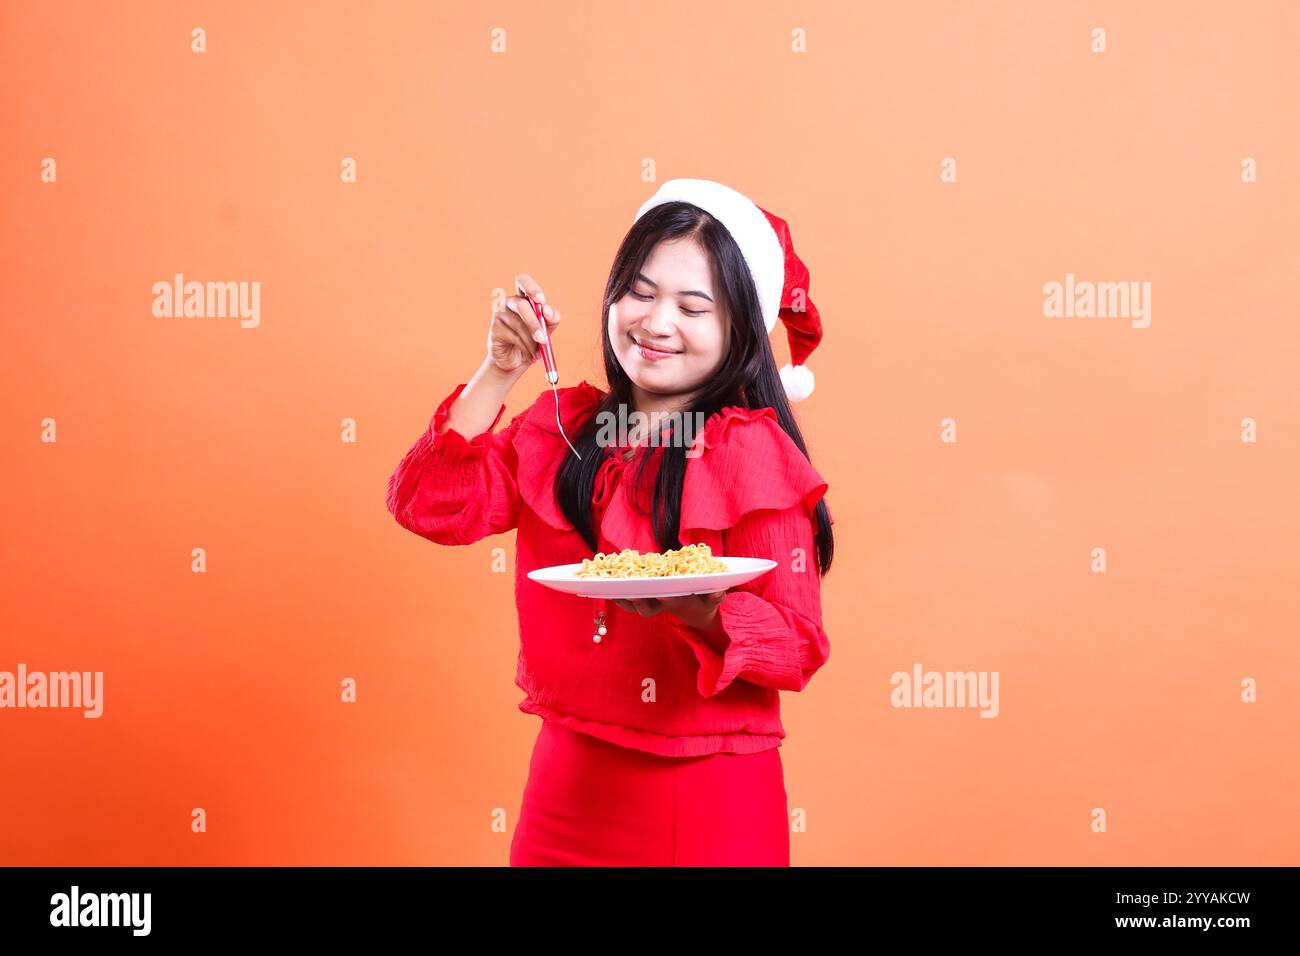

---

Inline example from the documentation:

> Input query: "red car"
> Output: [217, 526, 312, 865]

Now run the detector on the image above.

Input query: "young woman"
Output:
[387, 178, 834, 866]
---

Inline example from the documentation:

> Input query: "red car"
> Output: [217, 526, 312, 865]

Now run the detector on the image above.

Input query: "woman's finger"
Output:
[514, 274, 561, 331]
[492, 309, 536, 362]
[515, 272, 545, 305]
[502, 296, 541, 357]
[660, 593, 719, 612]
[615, 595, 725, 618]
[633, 598, 662, 617]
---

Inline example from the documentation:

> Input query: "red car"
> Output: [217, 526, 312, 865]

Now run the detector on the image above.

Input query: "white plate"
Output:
[527, 557, 777, 599]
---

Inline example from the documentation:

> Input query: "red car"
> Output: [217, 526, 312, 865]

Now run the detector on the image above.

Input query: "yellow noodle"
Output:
[574, 542, 727, 578]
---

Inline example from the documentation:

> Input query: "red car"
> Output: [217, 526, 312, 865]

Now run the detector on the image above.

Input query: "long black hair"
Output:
[555, 200, 834, 577]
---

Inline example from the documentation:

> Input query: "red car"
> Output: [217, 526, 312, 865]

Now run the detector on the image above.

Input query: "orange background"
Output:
[2, 0, 1297, 865]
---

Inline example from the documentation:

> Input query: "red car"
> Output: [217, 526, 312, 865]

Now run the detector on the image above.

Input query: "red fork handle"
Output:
[528, 297, 558, 384]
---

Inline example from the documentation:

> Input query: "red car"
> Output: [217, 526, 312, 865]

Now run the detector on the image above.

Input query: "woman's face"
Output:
[609, 236, 729, 412]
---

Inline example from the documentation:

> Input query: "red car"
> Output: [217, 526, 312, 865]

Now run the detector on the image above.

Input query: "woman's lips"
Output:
[631, 334, 680, 361]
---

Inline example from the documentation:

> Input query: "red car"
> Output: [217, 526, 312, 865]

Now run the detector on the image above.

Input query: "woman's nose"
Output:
[640, 302, 675, 336]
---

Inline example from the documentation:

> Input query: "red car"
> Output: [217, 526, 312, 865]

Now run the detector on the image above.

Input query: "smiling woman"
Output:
[387, 177, 832, 867]
[608, 237, 731, 417]
[555, 187, 833, 576]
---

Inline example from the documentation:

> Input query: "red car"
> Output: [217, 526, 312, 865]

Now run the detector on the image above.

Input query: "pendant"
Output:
[592, 610, 608, 644]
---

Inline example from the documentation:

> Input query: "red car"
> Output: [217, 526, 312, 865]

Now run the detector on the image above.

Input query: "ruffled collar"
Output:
[518, 380, 605, 438]
[512, 382, 804, 549]
[689, 405, 779, 454]
[518, 379, 773, 451]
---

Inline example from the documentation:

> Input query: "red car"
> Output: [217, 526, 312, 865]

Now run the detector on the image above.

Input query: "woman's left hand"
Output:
[612, 591, 727, 631]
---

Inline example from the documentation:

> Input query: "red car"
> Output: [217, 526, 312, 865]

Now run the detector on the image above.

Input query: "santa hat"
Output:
[633, 178, 823, 402]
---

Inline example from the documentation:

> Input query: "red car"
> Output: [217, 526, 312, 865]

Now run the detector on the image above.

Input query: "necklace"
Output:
[591, 447, 642, 643]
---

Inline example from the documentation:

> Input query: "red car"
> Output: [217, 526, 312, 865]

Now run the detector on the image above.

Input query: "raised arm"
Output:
[386, 360, 528, 546]
[388, 272, 567, 545]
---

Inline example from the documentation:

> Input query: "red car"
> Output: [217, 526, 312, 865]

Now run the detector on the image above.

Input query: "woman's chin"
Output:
[626, 365, 676, 387]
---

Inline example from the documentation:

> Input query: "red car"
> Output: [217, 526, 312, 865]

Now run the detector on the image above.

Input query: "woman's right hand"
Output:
[487, 273, 563, 377]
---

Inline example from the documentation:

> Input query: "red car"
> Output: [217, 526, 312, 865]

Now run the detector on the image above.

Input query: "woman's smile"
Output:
[630, 333, 682, 361]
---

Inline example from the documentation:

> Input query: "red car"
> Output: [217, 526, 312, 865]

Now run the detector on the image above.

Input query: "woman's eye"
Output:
[629, 289, 704, 316]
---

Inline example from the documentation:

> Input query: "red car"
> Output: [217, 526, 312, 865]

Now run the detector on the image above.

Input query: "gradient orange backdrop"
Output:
[2, 0, 1297, 866]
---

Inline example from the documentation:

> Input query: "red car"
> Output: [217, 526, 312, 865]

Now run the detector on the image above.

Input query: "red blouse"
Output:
[386, 380, 833, 758]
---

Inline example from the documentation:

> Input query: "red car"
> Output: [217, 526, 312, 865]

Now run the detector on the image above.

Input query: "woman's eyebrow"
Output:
[634, 272, 714, 303]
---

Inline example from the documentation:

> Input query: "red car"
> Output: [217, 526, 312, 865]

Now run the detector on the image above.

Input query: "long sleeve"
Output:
[669, 502, 830, 699]
[386, 382, 526, 546]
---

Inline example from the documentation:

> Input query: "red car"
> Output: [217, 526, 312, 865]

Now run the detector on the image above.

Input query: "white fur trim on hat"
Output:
[779, 363, 815, 402]
[634, 179, 786, 335]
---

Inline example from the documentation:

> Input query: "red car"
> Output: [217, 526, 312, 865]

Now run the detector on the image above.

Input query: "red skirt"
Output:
[509, 720, 790, 866]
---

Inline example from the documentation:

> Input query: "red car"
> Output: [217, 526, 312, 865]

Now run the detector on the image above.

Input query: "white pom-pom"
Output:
[779, 363, 815, 402]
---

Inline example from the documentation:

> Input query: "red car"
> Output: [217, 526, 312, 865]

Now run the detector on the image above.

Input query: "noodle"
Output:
[574, 542, 727, 578]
